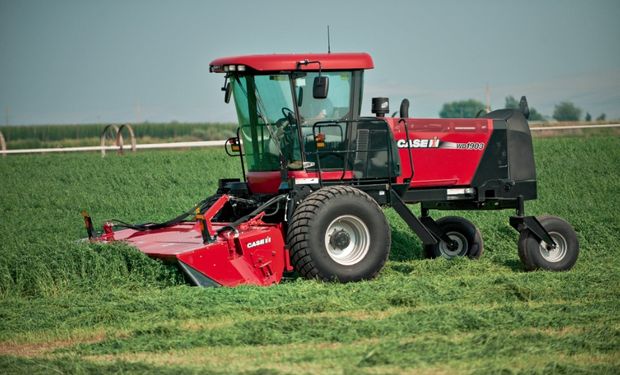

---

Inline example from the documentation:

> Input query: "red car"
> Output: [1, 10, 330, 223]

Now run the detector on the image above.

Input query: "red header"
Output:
[209, 52, 374, 72]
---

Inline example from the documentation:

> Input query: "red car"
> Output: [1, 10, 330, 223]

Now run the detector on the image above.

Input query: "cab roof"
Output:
[209, 52, 374, 73]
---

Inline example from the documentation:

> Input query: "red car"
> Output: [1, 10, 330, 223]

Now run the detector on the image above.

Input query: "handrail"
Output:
[308, 119, 397, 185]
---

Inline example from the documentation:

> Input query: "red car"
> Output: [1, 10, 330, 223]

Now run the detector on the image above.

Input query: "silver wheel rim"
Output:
[539, 231, 568, 262]
[324, 215, 370, 266]
[438, 232, 468, 258]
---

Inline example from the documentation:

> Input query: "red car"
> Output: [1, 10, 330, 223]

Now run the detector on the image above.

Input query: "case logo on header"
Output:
[247, 236, 272, 249]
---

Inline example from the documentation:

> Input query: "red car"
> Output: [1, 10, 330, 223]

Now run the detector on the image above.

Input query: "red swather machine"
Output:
[83, 53, 579, 287]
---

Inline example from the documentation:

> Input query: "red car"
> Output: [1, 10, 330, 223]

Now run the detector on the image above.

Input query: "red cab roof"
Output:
[209, 52, 374, 73]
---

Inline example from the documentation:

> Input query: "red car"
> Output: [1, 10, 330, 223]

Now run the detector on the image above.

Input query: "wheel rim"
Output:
[324, 215, 370, 266]
[539, 231, 568, 262]
[438, 232, 468, 258]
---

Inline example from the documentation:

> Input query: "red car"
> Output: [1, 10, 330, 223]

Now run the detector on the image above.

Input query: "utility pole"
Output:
[4, 107, 9, 126]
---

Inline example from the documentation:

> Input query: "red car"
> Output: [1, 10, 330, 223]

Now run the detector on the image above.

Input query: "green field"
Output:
[0, 122, 237, 149]
[0, 135, 619, 374]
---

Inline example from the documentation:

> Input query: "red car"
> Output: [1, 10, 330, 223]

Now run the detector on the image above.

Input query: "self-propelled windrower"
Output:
[83, 52, 579, 286]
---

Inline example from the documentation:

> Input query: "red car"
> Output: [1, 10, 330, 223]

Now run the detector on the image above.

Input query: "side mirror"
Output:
[313, 76, 329, 99]
[224, 82, 232, 103]
[225, 137, 241, 156]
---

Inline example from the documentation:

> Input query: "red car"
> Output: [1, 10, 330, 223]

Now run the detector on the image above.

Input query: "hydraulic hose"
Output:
[110, 193, 281, 233]
[216, 194, 288, 235]
[111, 194, 223, 231]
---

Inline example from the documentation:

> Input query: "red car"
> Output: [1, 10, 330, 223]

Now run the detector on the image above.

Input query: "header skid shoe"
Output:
[92, 195, 290, 287]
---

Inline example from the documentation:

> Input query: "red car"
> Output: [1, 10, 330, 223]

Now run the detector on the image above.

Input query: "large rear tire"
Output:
[423, 216, 484, 259]
[517, 215, 579, 271]
[287, 186, 391, 282]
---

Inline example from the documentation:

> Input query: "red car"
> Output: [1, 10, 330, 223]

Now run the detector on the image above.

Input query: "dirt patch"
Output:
[178, 317, 236, 331]
[83, 340, 371, 367]
[0, 332, 107, 358]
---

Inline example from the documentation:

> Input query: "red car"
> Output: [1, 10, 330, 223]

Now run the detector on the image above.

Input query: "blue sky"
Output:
[1, 0, 619, 125]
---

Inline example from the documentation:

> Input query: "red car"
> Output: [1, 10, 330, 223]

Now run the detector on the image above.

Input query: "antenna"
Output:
[327, 25, 331, 54]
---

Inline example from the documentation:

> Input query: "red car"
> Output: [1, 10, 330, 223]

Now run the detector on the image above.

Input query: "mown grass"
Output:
[0, 136, 619, 374]
[1, 122, 237, 149]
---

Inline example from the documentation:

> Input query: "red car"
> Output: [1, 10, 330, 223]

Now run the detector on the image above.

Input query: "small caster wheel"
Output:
[518, 215, 579, 271]
[424, 216, 484, 259]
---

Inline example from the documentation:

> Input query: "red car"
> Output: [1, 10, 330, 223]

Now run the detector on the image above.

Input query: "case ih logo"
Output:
[247, 236, 272, 249]
[397, 138, 440, 148]
[397, 138, 484, 151]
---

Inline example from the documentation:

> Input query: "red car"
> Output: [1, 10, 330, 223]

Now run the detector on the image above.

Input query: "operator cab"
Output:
[210, 53, 399, 193]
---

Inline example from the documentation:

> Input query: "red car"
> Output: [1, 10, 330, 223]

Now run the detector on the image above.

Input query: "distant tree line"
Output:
[439, 97, 606, 122]
[438, 99, 486, 118]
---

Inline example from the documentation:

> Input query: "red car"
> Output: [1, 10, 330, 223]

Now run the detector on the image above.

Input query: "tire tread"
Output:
[286, 186, 390, 281]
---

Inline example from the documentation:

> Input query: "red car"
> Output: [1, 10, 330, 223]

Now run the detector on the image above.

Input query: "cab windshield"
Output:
[230, 71, 354, 172]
